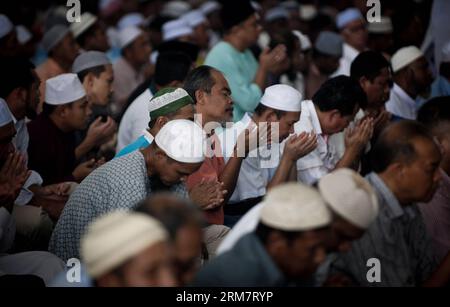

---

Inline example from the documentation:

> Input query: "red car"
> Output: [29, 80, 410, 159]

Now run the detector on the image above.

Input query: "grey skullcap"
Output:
[42, 25, 70, 53]
[314, 31, 343, 57]
[72, 51, 111, 73]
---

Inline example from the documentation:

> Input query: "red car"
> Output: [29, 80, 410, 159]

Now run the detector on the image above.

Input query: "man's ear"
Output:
[154, 147, 167, 161]
[84, 72, 95, 90]
[58, 105, 70, 118]
[359, 76, 370, 91]
[195, 90, 205, 105]
[387, 161, 405, 179]
[155, 116, 169, 127]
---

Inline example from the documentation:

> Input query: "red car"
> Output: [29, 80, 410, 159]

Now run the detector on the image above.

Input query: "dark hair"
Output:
[0, 56, 36, 98]
[41, 102, 58, 116]
[154, 51, 192, 87]
[183, 65, 217, 103]
[350, 50, 391, 82]
[312, 75, 367, 115]
[76, 65, 107, 82]
[135, 192, 204, 240]
[417, 96, 450, 132]
[255, 222, 301, 245]
[370, 120, 434, 173]
[253, 103, 286, 118]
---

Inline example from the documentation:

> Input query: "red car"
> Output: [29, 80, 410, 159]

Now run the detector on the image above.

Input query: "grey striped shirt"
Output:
[329, 172, 438, 286]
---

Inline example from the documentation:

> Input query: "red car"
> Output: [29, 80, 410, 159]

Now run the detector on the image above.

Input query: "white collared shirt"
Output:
[216, 113, 280, 203]
[295, 100, 338, 185]
[332, 43, 360, 77]
[385, 83, 417, 120]
[117, 88, 153, 153]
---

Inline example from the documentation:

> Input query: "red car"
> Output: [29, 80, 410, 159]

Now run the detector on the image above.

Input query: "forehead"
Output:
[412, 137, 441, 164]
[375, 67, 391, 80]
[282, 111, 301, 122]
[412, 56, 428, 69]
[211, 70, 229, 89]
[345, 19, 366, 30]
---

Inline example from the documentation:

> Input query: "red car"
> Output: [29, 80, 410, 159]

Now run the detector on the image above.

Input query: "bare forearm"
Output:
[75, 139, 94, 160]
[267, 155, 295, 190]
[219, 155, 244, 203]
[334, 147, 361, 171]
[254, 65, 268, 90]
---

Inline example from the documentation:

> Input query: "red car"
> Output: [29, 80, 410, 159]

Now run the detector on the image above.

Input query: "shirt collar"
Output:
[367, 172, 405, 219]
[302, 100, 323, 135]
[393, 83, 416, 107]
[142, 130, 154, 143]
[343, 43, 360, 62]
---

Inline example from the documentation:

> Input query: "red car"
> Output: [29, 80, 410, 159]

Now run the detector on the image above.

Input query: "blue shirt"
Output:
[431, 75, 450, 98]
[115, 132, 153, 158]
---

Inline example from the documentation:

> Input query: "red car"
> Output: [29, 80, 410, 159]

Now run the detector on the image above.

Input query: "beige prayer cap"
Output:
[260, 183, 332, 232]
[391, 46, 424, 73]
[81, 211, 168, 278]
[318, 168, 379, 229]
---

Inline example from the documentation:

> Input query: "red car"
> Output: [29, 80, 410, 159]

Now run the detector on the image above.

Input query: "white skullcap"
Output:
[367, 16, 393, 34]
[391, 46, 424, 73]
[81, 211, 168, 278]
[162, 1, 192, 18]
[441, 41, 450, 63]
[0, 98, 13, 127]
[265, 6, 289, 23]
[118, 26, 143, 49]
[41, 25, 70, 53]
[45, 73, 86, 105]
[336, 8, 364, 30]
[155, 119, 205, 164]
[70, 12, 98, 38]
[200, 1, 221, 16]
[16, 25, 32, 45]
[260, 84, 302, 112]
[117, 13, 145, 30]
[0, 14, 14, 39]
[318, 168, 379, 229]
[162, 19, 193, 42]
[182, 10, 207, 28]
[292, 30, 311, 51]
[299, 4, 317, 21]
[72, 51, 111, 73]
[260, 183, 332, 231]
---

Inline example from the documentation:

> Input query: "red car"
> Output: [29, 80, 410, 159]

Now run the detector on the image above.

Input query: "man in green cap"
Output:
[115, 87, 195, 158]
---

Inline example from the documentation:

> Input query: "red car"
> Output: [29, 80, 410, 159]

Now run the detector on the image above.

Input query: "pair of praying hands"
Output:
[0, 152, 30, 213]
[345, 117, 375, 154]
[189, 179, 227, 211]
[283, 132, 318, 162]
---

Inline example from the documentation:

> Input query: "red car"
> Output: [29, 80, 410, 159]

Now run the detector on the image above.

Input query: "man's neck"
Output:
[394, 77, 418, 99]
[377, 172, 410, 206]
[51, 56, 71, 72]
[224, 35, 247, 53]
